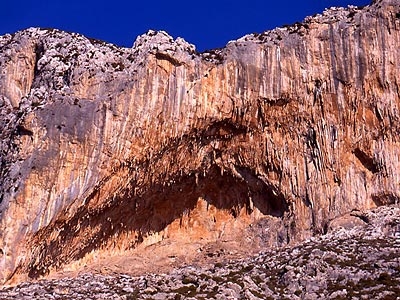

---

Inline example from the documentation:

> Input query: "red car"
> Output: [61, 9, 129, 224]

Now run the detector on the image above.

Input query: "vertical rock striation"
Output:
[0, 0, 399, 283]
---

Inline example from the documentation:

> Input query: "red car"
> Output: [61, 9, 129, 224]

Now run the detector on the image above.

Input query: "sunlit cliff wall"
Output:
[0, 0, 399, 283]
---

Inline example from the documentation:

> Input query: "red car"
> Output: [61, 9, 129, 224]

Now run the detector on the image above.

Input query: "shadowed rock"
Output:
[0, 0, 400, 284]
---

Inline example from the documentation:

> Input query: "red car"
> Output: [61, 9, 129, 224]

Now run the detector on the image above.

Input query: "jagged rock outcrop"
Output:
[0, 0, 399, 284]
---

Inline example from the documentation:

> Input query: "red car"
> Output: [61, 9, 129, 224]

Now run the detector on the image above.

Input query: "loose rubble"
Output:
[1, 205, 399, 299]
[1, 0, 400, 287]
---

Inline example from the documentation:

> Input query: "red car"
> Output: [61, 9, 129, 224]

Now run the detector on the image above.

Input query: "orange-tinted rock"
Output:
[0, 0, 399, 283]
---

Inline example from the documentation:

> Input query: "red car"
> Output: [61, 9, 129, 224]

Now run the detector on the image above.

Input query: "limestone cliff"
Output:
[0, 0, 399, 283]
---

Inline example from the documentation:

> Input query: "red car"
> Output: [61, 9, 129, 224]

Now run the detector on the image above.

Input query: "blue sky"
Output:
[2, 0, 371, 51]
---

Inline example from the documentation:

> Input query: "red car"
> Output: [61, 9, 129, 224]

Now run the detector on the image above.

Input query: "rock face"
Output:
[1, 205, 399, 299]
[0, 0, 399, 284]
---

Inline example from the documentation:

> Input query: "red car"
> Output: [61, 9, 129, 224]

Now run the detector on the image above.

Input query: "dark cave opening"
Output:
[371, 192, 399, 206]
[353, 148, 380, 174]
[91, 164, 288, 241]
[27, 163, 289, 279]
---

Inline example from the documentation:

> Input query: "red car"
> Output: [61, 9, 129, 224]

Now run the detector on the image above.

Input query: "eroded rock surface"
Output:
[0, 205, 399, 299]
[0, 0, 399, 284]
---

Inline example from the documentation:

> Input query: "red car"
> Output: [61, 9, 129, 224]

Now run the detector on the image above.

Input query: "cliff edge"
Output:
[0, 0, 399, 284]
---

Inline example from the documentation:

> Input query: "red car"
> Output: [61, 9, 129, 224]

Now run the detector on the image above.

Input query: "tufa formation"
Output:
[0, 0, 399, 284]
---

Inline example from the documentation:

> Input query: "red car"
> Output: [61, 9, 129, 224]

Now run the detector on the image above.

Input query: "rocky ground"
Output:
[2, 0, 400, 284]
[1, 204, 399, 299]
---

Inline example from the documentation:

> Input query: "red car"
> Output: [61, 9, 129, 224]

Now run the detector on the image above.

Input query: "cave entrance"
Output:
[26, 164, 289, 279]
[113, 164, 289, 241]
